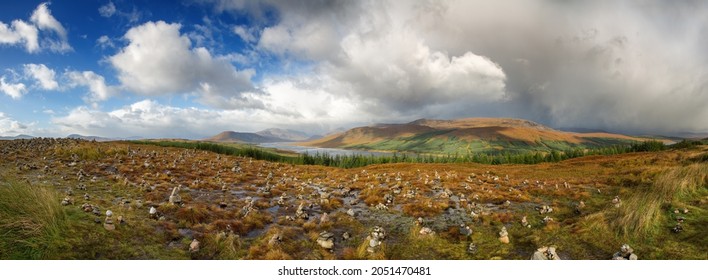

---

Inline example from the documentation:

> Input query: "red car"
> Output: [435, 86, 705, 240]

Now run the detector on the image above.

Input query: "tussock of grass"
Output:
[613, 164, 707, 238]
[0, 177, 66, 259]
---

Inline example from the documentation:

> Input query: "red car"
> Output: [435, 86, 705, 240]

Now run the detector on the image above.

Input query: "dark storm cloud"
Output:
[205, 0, 708, 135]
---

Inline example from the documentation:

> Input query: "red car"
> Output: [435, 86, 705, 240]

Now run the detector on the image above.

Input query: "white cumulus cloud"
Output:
[0, 2, 70, 53]
[0, 112, 34, 135]
[109, 21, 258, 109]
[0, 76, 27, 99]
[23, 63, 58, 90]
[65, 70, 116, 104]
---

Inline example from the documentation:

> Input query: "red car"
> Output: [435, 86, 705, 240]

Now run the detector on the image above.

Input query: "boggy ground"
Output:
[0, 138, 706, 260]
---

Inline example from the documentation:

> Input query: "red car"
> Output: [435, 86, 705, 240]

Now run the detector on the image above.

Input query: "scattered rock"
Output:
[538, 205, 553, 214]
[459, 224, 472, 237]
[342, 232, 350, 240]
[268, 233, 282, 246]
[467, 242, 477, 254]
[317, 231, 335, 250]
[531, 246, 561, 260]
[612, 196, 621, 208]
[168, 186, 182, 205]
[189, 239, 200, 253]
[367, 226, 386, 253]
[521, 216, 530, 228]
[419, 227, 435, 236]
[61, 197, 72, 206]
[346, 208, 355, 217]
[149, 206, 158, 219]
[295, 203, 309, 220]
[612, 244, 637, 260]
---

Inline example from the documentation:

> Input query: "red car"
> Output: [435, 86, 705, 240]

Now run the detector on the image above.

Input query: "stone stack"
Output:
[612, 196, 621, 208]
[498, 226, 509, 244]
[103, 210, 115, 231]
[367, 226, 386, 253]
[316, 231, 335, 250]
[612, 244, 638, 260]
[531, 246, 561, 260]
[295, 202, 308, 220]
[521, 216, 530, 228]
[459, 224, 473, 237]
[168, 186, 182, 205]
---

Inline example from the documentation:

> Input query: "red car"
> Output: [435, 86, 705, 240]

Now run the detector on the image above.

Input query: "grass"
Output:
[0, 177, 66, 259]
[612, 163, 706, 238]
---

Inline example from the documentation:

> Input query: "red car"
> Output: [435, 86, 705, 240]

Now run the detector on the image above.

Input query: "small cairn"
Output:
[531, 246, 561, 260]
[612, 196, 621, 208]
[316, 231, 335, 250]
[149, 206, 158, 219]
[168, 186, 182, 205]
[367, 226, 386, 253]
[521, 216, 530, 228]
[673, 216, 685, 233]
[103, 210, 115, 231]
[295, 202, 308, 220]
[498, 226, 509, 244]
[459, 224, 473, 237]
[612, 244, 638, 260]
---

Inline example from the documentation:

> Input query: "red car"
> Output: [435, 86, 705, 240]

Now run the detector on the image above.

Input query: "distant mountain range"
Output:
[205, 128, 314, 143]
[0, 134, 35, 140]
[301, 118, 653, 154]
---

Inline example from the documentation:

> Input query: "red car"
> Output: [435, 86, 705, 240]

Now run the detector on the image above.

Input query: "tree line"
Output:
[127, 139, 695, 169]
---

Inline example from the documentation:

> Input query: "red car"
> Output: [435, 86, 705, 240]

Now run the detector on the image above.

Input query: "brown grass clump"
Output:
[175, 205, 210, 225]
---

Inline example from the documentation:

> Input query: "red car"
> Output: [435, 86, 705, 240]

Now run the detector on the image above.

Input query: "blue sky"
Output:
[1, 1, 707, 138]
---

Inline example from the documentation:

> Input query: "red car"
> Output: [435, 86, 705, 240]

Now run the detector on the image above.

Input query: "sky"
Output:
[0, 0, 707, 139]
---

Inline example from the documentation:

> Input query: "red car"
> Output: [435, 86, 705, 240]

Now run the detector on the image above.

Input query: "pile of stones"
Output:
[612, 244, 638, 260]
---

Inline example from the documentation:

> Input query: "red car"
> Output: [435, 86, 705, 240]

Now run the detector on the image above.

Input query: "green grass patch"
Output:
[0, 177, 66, 259]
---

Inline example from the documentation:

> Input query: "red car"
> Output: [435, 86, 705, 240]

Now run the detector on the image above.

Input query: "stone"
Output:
[295, 203, 308, 220]
[459, 224, 473, 237]
[346, 208, 355, 217]
[317, 231, 335, 250]
[521, 216, 530, 227]
[612, 244, 637, 260]
[531, 246, 561, 260]
[117, 215, 125, 224]
[367, 226, 386, 253]
[419, 227, 435, 235]
[319, 213, 330, 224]
[61, 197, 72, 206]
[672, 223, 683, 233]
[149, 206, 158, 219]
[375, 203, 388, 211]
[498, 226, 509, 244]
[189, 239, 200, 253]
[169, 186, 182, 205]
[103, 217, 115, 231]
[612, 196, 621, 207]
[105, 210, 113, 217]
[342, 232, 350, 240]
[538, 205, 553, 214]
[268, 234, 282, 246]
[467, 243, 477, 254]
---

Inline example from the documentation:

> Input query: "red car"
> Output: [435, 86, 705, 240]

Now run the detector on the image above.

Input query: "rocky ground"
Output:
[1, 138, 706, 259]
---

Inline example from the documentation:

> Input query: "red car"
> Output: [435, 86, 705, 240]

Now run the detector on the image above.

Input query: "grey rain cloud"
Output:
[213, 0, 708, 135]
